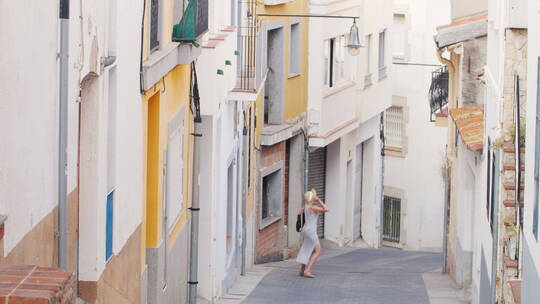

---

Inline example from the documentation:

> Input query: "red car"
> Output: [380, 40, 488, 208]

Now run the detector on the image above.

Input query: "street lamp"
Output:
[257, 14, 363, 56]
[346, 21, 362, 56]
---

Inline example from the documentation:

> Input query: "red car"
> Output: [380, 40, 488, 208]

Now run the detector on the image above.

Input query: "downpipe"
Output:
[241, 124, 248, 276]
[188, 62, 202, 304]
[58, 0, 70, 270]
[379, 113, 385, 248]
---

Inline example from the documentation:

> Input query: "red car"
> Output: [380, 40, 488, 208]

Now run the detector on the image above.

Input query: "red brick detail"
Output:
[221, 26, 237, 32]
[0, 265, 74, 304]
[202, 40, 219, 49]
[256, 143, 287, 264]
[509, 280, 522, 304]
[0, 225, 4, 241]
[209, 34, 228, 41]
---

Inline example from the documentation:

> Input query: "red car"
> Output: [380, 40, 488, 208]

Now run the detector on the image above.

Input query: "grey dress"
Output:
[296, 205, 320, 265]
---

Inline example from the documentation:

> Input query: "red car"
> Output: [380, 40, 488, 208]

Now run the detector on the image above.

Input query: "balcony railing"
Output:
[234, 1, 264, 92]
[429, 66, 449, 121]
[172, 0, 208, 43]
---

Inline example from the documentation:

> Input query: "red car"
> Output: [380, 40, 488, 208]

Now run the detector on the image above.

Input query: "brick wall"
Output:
[0, 264, 75, 303]
[256, 142, 287, 264]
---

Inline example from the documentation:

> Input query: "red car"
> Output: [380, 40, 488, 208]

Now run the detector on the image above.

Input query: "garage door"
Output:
[308, 148, 327, 239]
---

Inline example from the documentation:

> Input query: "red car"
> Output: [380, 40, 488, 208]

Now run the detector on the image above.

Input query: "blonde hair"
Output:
[303, 189, 317, 205]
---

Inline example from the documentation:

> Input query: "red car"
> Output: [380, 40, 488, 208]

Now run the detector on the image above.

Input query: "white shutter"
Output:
[166, 111, 185, 230]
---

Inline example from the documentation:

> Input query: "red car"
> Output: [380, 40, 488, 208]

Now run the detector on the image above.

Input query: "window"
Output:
[165, 111, 185, 231]
[534, 58, 540, 239]
[289, 22, 301, 76]
[261, 169, 282, 226]
[365, 34, 372, 86]
[324, 35, 346, 87]
[378, 30, 387, 79]
[382, 196, 401, 243]
[392, 14, 406, 59]
[150, 0, 160, 52]
[384, 106, 404, 150]
[106, 191, 114, 261]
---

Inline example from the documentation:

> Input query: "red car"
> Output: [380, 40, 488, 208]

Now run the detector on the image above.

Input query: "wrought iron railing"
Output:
[429, 66, 449, 121]
[234, 0, 263, 92]
[383, 196, 401, 243]
[172, 0, 209, 43]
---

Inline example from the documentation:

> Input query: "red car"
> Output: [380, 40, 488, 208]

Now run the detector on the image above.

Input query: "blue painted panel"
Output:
[106, 191, 114, 261]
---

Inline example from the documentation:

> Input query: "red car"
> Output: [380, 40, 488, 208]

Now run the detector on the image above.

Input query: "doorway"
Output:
[353, 144, 363, 240]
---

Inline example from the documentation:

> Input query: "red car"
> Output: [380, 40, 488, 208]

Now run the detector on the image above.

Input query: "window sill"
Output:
[384, 146, 406, 158]
[288, 72, 301, 79]
[264, 0, 294, 5]
[323, 80, 356, 98]
[259, 215, 281, 230]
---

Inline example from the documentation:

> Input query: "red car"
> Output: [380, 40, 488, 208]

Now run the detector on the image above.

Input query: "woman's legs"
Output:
[304, 245, 321, 275]
[299, 264, 305, 276]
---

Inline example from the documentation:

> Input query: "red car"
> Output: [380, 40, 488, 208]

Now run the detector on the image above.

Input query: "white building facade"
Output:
[383, 0, 449, 252]
[0, 0, 145, 302]
[307, 0, 393, 248]
[523, 0, 540, 302]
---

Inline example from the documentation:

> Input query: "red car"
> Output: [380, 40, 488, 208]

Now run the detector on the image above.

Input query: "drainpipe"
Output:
[241, 124, 248, 275]
[302, 129, 309, 196]
[58, 0, 70, 270]
[379, 113, 385, 248]
[188, 62, 202, 304]
[442, 160, 450, 273]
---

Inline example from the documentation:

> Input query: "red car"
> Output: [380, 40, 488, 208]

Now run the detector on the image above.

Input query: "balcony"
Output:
[429, 66, 449, 121]
[234, 20, 265, 93]
[172, 0, 209, 43]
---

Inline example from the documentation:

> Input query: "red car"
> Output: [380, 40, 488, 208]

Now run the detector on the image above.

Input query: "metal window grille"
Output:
[383, 196, 401, 243]
[429, 66, 449, 121]
[384, 106, 404, 149]
[235, 0, 261, 91]
[150, 0, 159, 51]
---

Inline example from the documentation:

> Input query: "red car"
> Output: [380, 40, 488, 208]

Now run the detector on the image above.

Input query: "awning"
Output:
[449, 106, 484, 152]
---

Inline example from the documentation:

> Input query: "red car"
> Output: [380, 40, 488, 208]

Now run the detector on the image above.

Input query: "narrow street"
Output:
[225, 247, 467, 304]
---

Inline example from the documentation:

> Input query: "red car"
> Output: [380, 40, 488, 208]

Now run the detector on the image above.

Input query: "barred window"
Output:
[385, 106, 404, 150]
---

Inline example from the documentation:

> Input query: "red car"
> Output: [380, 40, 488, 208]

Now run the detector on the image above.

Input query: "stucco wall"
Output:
[385, 0, 449, 252]
[451, 0, 487, 22]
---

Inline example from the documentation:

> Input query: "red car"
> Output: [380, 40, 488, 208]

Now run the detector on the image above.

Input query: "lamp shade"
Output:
[346, 21, 362, 56]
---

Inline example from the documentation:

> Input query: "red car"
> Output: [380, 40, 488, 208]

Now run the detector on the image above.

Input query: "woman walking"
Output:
[297, 189, 330, 278]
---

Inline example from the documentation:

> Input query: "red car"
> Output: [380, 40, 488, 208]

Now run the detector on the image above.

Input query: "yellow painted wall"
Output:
[257, 1, 309, 122]
[141, 65, 193, 252]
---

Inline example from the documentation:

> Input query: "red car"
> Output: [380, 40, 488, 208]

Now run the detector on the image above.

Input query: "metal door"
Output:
[353, 144, 363, 240]
[382, 196, 401, 243]
[308, 147, 327, 238]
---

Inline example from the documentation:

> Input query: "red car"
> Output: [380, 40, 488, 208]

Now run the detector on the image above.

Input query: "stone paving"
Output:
[225, 247, 468, 304]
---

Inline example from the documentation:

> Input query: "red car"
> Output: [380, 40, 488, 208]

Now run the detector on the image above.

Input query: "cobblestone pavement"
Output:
[241, 248, 464, 304]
